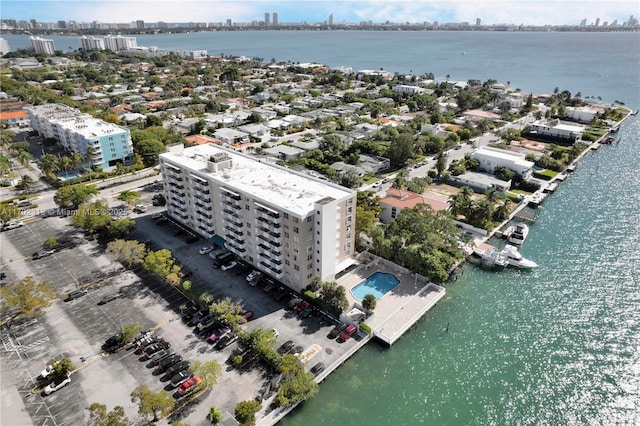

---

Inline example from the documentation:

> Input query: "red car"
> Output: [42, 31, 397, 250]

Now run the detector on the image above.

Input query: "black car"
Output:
[187, 311, 205, 327]
[327, 323, 348, 339]
[277, 340, 295, 355]
[310, 362, 325, 376]
[102, 335, 121, 353]
[97, 292, 121, 305]
[165, 360, 190, 378]
[33, 250, 55, 260]
[150, 349, 174, 365]
[185, 234, 199, 243]
[170, 370, 192, 387]
[156, 354, 182, 372]
[216, 332, 238, 349]
[173, 228, 186, 236]
[64, 289, 88, 302]
[299, 307, 314, 319]
[143, 340, 171, 356]
[181, 306, 199, 321]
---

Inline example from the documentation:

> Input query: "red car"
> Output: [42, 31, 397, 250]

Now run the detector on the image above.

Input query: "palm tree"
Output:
[494, 199, 512, 221]
[38, 154, 60, 177]
[70, 152, 84, 171]
[59, 156, 73, 175]
[14, 150, 32, 166]
[20, 175, 34, 191]
[484, 189, 499, 206]
[472, 199, 494, 227]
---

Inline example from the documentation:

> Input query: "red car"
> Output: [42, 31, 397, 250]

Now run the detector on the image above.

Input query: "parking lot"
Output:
[1, 207, 362, 425]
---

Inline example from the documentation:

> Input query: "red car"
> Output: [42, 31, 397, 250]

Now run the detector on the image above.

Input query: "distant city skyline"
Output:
[1, 1, 639, 27]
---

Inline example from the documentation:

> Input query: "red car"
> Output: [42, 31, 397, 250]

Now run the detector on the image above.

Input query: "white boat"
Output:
[508, 223, 529, 245]
[528, 192, 547, 207]
[472, 247, 509, 268]
[501, 244, 538, 269]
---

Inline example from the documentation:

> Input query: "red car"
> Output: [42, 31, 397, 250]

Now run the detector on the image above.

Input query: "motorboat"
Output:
[501, 244, 538, 269]
[472, 247, 509, 269]
[528, 192, 547, 208]
[508, 223, 529, 245]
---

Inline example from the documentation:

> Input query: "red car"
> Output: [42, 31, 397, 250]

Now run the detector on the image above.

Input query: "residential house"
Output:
[379, 188, 449, 223]
[471, 146, 534, 179]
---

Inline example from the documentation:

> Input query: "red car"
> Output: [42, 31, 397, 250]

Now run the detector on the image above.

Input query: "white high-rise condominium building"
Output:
[159, 144, 357, 292]
[79, 35, 105, 51]
[104, 35, 137, 51]
[29, 36, 55, 55]
[0, 37, 10, 55]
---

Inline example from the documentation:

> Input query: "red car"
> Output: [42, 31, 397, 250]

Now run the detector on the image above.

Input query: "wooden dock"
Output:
[514, 211, 539, 222]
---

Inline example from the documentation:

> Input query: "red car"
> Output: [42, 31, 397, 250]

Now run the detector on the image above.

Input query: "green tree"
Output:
[208, 297, 244, 326]
[0, 204, 21, 224]
[143, 249, 181, 282]
[207, 407, 222, 424]
[86, 402, 129, 426]
[362, 294, 377, 312]
[19, 175, 34, 191]
[318, 281, 349, 315]
[116, 323, 143, 346]
[54, 184, 98, 210]
[117, 190, 141, 207]
[274, 371, 319, 407]
[234, 400, 261, 426]
[14, 149, 32, 166]
[106, 239, 147, 267]
[0, 276, 56, 318]
[386, 133, 415, 167]
[72, 199, 111, 233]
[435, 151, 447, 177]
[105, 218, 136, 240]
[190, 360, 222, 391]
[130, 385, 174, 422]
[52, 357, 73, 376]
[42, 237, 58, 250]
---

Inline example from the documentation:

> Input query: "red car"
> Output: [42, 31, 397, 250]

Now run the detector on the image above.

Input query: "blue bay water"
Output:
[3, 30, 640, 424]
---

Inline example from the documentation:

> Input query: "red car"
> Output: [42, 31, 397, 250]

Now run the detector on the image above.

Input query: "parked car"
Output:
[39, 364, 55, 379]
[156, 354, 182, 372]
[263, 282, 276, 293]
[196, 316, 216, 331]
[150, 349, 174, 365]
[102, 335, 122, 353]
[339, 325, 357, 341]
[165, 360, 191, 378]
[327, 323, 348, 339]
[299, 307, 314, 319]
[64, 289, 88, 302]
[173, 228, 186, 236]
[32, 249, 55, 260]
[277, 340, 295, 355]
[43, 376, 71, 395]
[185, 234, 199, 243]
[216, 332, 238, 349]
[97, 292, 121, 305]
[181, 305, 199, 321]
[241, 310, 254, 321]
[3, 221, 25, 230]
[178, 375, 202, 395]
[187, 311, 205, 327]
[133, 204, 147, 213]
[207, 326, 231, 344]
[135, 335, 160, 352]
[212, 252, 234, 268]
[221, 260, 238, 271]
[154, 216, 168, 224]
[151, 212, 164, 220]
[246, 270, 262, 283]
[295, 301, 311, 313]
[143, 340, 171, 356]
[199, 246, 214, 255]
[170, 370, 192, 387]
[270, 328, 279, 339]
[310, 362, 325, 376]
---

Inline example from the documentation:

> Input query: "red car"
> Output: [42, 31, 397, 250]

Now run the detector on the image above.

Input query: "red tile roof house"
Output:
[379, 188, 450, 224]
[0, 110, 30, 128]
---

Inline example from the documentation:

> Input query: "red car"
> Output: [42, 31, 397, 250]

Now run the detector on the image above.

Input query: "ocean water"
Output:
[4, 30, 640, 424]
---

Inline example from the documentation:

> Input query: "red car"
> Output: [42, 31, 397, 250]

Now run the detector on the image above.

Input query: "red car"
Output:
[178, 376, 202, 394]
[242, 310, 254, 321]
[339, 325, 357, 341]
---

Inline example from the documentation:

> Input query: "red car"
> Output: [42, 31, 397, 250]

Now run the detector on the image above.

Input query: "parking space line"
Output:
[0, 255, 30, 268]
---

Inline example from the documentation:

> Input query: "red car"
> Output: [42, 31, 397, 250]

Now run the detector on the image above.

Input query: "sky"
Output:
[1, 1, 638, 26]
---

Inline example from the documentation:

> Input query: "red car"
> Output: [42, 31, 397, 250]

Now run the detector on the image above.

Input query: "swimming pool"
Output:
[351, 272, 400, 301]
[57, 171, 80, 181]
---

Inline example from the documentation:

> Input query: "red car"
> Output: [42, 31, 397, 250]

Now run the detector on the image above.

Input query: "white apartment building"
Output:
[159, 143, 357, 292]
[472, 146, 534, 178]
[104, 35, 137, 51]
[0, 37, 10, 55]
[529, 119, 584, 141]
[79, 35, 105, 51]
[29, 36, 55, 55]
[26, 104, 133, 169]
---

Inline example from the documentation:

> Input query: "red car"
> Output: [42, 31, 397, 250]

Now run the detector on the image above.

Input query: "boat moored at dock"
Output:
[501, 244, 538, 269]
[507, 223, 529, 245]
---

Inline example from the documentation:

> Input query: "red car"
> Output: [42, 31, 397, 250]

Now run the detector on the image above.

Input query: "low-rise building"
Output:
[565, 106, 600, 123]
[529, 119, 584, 142]
[471, 146, 534, 178]
[379, 188, 449, 223]
[449, 171, 512, 193]
[158, 143, 356, 292]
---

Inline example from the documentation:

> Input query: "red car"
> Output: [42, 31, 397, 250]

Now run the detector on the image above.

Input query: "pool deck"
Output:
[337, 253, 446, 346]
